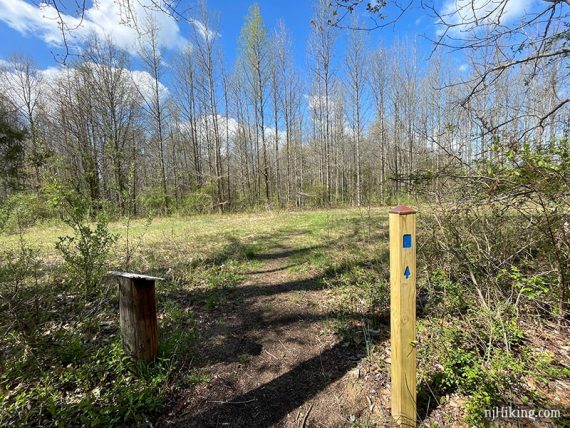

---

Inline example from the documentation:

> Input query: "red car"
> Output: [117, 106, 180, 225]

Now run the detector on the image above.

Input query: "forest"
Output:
[0, 0, 569, 426]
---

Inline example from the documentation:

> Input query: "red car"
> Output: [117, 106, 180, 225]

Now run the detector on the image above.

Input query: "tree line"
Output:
[0, 0, 567, 217]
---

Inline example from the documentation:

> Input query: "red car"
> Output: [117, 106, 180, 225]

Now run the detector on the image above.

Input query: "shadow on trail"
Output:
[246, 246, 322, 261]
[246, 264, 299, 274]
[187, 338, 375, 428]
[155, 220, 394, 426]
[157, 241, 392, 368]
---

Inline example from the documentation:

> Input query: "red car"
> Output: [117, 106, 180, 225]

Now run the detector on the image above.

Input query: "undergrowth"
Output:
[0, 206, 568, 426]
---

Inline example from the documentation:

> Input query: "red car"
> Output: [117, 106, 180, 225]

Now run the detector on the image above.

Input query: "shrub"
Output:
[0, 192, 55, 233]
[179, 183, 216, 214]
[421, 138, 569, 321]
[139, 186, 172, 215]
[302, 183, 329, 207]
[419, 318, 526, 425]
[56, 213, 117, 293]
[418, 263, 564, 425]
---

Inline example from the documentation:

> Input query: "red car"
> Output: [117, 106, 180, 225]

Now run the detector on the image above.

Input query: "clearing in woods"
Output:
[161, 221, 389, 426]
[4, 208, 568, 426]
[155, 209, 393, 426]
[1, 209, 396, 427]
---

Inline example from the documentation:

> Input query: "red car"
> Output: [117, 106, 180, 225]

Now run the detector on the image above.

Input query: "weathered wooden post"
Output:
[109, 272, 163, 362]
[389, 205, 417, 426]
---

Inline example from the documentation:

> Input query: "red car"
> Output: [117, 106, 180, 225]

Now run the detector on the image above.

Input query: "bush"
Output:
[139, 186, 172, 215]
[418, 262, 564, 425]
[179, 182, 216, 214]
[0, 192, 55, 233]
[302, 183, 329, 207]
[419, 140, 570, 425]
[419, 314, 528, 425]
[424, 269, 469, 316]
[56, 213, 117, 292]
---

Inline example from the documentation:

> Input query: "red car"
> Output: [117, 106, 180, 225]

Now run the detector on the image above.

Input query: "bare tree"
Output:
[192, 1, 225, 211]
[1, 56, 45, 190]
[82, 37, 140, 214]
[331, 0, 569, 129]
[369, 47, 388, 203]
[173, 45, 202, 190]
[309, 0, 338, 206]
[137, 17, 169, 211]
[239, 4, 271, 205]
[345, 20, 368, 206]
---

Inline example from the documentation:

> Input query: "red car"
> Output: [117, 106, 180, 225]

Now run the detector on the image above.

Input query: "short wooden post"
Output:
[109, 272, 162, 362]
[389, 205, 417, 426]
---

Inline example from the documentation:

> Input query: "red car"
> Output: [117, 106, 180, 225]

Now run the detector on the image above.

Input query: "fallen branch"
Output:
[207, 398, 257, 405]
[302, 403, 314, 428]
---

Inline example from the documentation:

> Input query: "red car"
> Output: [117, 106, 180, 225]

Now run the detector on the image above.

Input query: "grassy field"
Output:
[1, 208, 385, 261]
[0, 208, 395, 426]
[1, 207, 568, 427]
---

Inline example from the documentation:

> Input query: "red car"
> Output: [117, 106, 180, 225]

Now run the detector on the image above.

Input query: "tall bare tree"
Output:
[309, 0, 337, 205]
[239, 4, 270, 204]
[137, 18, 169, 211]
[345, 22, 367, 206]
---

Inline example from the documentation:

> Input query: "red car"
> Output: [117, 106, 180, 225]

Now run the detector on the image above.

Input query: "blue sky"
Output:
[204, 0, 434, 70]
[0, 0, 444, 73]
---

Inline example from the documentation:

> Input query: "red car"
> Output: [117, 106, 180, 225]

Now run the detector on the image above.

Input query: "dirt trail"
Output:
[161, 239, 384, 427]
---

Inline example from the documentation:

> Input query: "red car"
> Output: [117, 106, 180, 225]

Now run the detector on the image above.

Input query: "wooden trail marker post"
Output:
[109, 272, 163, 362]
[389, 205, 417, 426]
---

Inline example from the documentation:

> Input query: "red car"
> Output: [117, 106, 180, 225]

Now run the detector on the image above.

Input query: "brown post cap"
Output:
[389, 204, 417, 215]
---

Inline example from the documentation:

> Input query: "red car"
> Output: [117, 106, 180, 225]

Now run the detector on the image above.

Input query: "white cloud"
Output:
[0, 60, 168, 116]
[0, 0, 190, 52]
[130, 69, 170, 102]
[308, 94, 341, 111]
[0, 0, 73, 46]
[265, 126, 287, 144]
[201, 115, 239, 140]
[459, 63, 469, 72]
[219, 115, 240, 139]
[178, 115, 287, 146]
[437, 0, 537, 36]
[189, 18, 219, 41]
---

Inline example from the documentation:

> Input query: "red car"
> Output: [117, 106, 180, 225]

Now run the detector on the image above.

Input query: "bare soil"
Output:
[158, 241, 392, 427]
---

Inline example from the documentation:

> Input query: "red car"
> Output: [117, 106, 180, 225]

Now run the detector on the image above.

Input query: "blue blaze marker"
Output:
[404, 266, 411, 279]
[403, 234, 412, 248]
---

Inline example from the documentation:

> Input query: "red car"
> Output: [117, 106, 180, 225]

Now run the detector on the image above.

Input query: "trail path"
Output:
[161, 238, 388, 427]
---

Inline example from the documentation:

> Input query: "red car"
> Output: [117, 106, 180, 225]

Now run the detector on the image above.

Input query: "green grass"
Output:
[3, 207, 564, 426]
[0, 208, 391, 427]
[1, 208, 385, 251]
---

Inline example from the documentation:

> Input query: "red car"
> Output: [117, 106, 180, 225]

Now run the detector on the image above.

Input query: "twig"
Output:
[207, 398, 257, 405]
[265, 350, 279, 360]
[302, 403, 314, 428]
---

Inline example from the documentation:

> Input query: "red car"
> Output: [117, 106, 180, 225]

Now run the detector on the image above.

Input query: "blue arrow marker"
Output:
[404, 266, 411, 279]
